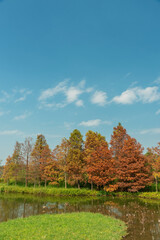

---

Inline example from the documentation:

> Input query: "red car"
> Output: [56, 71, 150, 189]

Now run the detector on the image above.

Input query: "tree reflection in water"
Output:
[0, 194, 160, 240]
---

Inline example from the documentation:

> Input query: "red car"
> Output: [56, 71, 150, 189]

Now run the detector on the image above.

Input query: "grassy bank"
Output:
[0, 212, 127, 240]
[0, 184, 98, 197]
[139, 192, 160, 200]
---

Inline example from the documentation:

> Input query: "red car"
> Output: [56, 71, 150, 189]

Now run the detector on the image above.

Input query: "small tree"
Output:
[146, 143, 160, 192]
[30, 134, 47, 186]
[22, 137, 33, 187]
[54, 138, 70, 188]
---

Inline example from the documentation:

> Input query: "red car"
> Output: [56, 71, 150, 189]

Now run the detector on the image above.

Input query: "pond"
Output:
[0, 193, 160, 240]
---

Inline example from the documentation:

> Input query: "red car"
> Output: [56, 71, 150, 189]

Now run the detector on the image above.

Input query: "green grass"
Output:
[0, 184, 98, 197]
[0, 184, 99, 196]
[0, 192, 100, 204]
[0, 212, 127, 240]
[139, 192, 160, 200]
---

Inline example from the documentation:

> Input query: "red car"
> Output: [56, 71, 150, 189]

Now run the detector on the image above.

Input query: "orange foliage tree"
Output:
[117, 136, 152, 192]
[86, 140, 115, 190]
[3, 156, 14, 184]
[110, 123, 128, 160]
[84, 130, 106, 190]
[39, 145, 52, 187]
[30, 134, 48, 186]
[43, 151, 64, 186]
[53, 138, 70, 188]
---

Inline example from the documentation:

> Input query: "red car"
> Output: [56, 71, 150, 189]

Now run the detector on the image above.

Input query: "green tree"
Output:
[67, 129, 84, 188]
[22, 137, 33, 187]
[146, 143, 160, 192]
[54, 138, 70, 188]
[3, 142, 24, 184]
[30, 134, 48, 186]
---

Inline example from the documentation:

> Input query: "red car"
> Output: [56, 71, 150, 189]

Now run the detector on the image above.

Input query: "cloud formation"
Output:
[91, 91, 107, 106]
[140, 128, 160, 134]
[13, 112, 32, 121]
[156, 109, 160, 115]
[113, 86, 160, 104]
[39, 80, 92, 109]
[79, 119, 111, 127]
[0, 91, 10, 103]
[14, 89, 32, 103]
[0, 130, 23, 136]
[0, 88, 32, 104]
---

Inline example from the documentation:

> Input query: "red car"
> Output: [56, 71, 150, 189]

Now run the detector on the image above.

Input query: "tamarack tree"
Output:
[2, 125, 156, 192]
[67, 129, 84, 188]
[117, 136, 152, 192]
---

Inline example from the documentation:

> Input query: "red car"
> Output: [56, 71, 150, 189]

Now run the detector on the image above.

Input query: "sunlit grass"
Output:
[0, 212, 127, 240]
[139, 192, 160, 200]
[0, 184, 98, 197]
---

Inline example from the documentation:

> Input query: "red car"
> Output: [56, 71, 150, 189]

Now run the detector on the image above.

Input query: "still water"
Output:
[0, 193, 159, 240]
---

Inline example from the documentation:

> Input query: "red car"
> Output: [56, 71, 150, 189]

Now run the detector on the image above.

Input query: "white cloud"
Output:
[91, 91, 107, 106]
[124, 72, 132, 78]
[137, 87, 160, 103]
[156, 109, 160, 115]
[0, 91, 10, 103]
[0, 111, 5, 116]
[113, 86, 160, 104]
[64, 122, 75, 130]
[38, 80, 94, 109]
[65, 87, 82, 103]
[140, 128, 160, 134]
[113, 89, 137, 104]
[14, 90, 32, 103]
[14, 112, 31, 121]
[75, 100, 84, 107]
[0, 111, 10, 117]
[79, 119, 111, 127]
[154, 77, 160, 84]
[39, 81, 67, 101]
[0, 130, 23, 136]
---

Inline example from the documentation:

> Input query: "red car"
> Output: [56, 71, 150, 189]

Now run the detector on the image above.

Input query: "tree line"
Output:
[2, 123, 160, 192]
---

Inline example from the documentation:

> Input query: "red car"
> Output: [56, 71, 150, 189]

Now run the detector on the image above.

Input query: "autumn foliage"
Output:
[2, 124, 156, 192]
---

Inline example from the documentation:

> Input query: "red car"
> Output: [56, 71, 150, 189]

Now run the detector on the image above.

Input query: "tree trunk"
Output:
[65, 172, 67, 189]
[91, 181, 93, 190]
[45, 179, 47, 188]
[156, 177, 158, 192]
[78, 181, 80, 189]
[25, 154, 29, 187]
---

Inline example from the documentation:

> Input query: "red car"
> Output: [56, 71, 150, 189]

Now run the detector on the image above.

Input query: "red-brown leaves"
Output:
[117, 136, 152, 192]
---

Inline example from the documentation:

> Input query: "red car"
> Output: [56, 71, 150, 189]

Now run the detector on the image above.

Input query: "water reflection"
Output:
[0, 194, 160, 240]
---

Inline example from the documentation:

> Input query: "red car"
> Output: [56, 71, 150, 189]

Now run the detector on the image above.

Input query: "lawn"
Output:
[0, 212, 127, 240]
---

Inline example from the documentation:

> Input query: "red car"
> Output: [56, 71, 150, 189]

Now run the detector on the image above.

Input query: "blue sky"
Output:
[0, 0, 160, 162]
